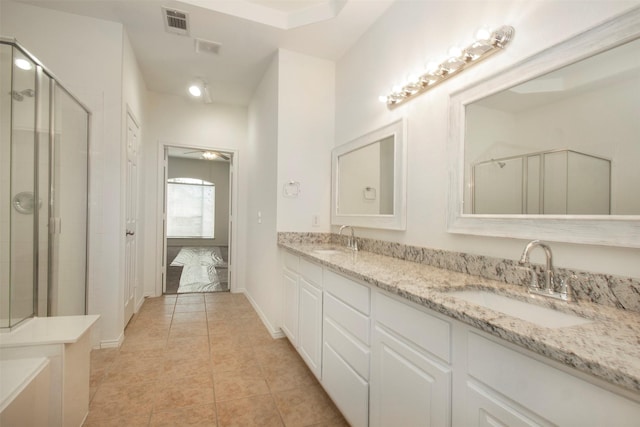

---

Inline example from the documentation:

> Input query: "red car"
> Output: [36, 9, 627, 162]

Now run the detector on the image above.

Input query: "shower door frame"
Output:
[1, 37, 91, 325]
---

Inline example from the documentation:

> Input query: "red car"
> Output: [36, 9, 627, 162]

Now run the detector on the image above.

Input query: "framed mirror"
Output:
[448, 7, 640, 248]
[332, 119, 407, 230]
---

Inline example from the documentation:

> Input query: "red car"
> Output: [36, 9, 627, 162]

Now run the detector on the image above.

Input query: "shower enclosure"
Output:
[1, 38, 89, 329]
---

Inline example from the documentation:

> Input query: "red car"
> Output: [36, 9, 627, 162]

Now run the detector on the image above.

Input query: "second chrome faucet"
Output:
[519, 240, 573, 302]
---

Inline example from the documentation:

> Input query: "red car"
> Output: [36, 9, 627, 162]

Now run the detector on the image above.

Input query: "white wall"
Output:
[141, 92, 247, 298]
[244, 49, 335, 335]
[246, 53, 280, 333]
[335, 1, 640, 278]
[0, 1, 127, 345]
[276, 49, 334, 232]
[167, 157, 231, 246]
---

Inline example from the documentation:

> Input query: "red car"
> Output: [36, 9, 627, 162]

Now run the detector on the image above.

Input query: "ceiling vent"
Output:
[162, 7, 190, 36]
[195, 38, 222, 55]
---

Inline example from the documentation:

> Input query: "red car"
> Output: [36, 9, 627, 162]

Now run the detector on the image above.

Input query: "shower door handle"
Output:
[126, 230, 135, 236]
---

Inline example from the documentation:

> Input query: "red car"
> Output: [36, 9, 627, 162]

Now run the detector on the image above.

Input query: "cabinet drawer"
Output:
[375, 293, 451, 363]
[282, 251, 299, 271]
[324, 293, 370, 345]
[299, 257, 323, 287]
[324, 269, 370, 315]
[324, 316, 370, 380]
[323, 342, 369, 427]
[468, 332, 640, 426]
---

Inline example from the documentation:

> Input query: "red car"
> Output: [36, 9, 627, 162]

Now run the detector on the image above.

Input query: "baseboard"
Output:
[240, 289, 284, 339]
[135, 297, 145, 313]
[99, 332, 124, 349]
[271, 329, 285, 339]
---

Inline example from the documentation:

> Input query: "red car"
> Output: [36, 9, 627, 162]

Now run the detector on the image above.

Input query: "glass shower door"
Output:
[0, 44, 37, 327]
[48, 85, 89, 316]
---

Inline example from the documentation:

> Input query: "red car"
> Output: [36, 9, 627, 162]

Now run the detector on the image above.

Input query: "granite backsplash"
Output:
[277, 232, 640, 313]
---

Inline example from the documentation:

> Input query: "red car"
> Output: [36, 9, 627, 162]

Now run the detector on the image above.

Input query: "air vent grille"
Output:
[195, 38, 222, 55]
[162, 7, 189, 36]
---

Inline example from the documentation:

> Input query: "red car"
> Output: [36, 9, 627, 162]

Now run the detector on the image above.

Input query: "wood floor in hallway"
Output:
[86, 293, 348, 426]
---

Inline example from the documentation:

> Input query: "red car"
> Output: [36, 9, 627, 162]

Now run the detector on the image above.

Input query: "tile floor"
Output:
[86, 292, 348, 426]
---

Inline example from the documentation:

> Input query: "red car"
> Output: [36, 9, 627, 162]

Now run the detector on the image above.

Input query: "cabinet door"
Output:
[323, 342, 369, 427]
[465, 380, 551, 427]
[371, 325, 452, 427]
[282, 267, 299, 345]
[298, 277, 322, 379]
[467, 331, 640, 426]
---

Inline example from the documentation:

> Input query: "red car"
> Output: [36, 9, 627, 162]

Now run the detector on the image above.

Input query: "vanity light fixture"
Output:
[380, 25, 514, 108]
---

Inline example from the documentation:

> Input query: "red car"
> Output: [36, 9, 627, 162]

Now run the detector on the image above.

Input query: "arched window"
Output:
[167, 178, 215, 238]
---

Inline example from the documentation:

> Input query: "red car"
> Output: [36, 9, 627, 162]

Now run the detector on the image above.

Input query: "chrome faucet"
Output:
[339, 225, 358, 251]
[519, 240, 572, 302]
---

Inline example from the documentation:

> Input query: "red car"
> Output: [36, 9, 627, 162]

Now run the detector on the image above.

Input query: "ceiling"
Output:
[13, 0, 394, 106]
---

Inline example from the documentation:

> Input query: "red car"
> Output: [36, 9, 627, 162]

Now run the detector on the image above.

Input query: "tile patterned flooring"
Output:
[86, 293, 348, 426]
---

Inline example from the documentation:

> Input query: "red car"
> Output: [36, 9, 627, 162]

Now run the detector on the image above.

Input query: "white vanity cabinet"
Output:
[280, 248, 640, 427]
[370, 293, 452, 427]
[459, 330, 640, 427]
[280, 252, 324, 379]
[322, 269, 371, 427]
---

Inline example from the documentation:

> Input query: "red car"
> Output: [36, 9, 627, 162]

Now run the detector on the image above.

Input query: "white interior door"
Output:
[124, 112, 139, 324]
[227, 154, 234, 290]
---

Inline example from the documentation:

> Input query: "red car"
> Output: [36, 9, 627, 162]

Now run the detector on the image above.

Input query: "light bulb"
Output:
[475, 27, 492, 41]
[378, 95, 388, 103]
[407, 73, 420, 85]
[392, 85, 402, 94]
[188, 85, 202, 97]
[448, 45, 463, 58]
[14, 58, 32, 71]
[425, 61, 439, 74]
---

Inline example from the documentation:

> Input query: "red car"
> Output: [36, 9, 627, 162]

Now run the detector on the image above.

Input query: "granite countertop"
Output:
[279, 241, 640, 394]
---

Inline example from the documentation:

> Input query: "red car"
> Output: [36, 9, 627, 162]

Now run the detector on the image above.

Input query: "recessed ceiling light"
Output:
[188, 85, 202, 97]
[15, 58, 33, 71]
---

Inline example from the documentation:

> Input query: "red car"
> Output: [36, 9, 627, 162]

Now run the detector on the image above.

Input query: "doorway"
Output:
[161, 146, 235, 294]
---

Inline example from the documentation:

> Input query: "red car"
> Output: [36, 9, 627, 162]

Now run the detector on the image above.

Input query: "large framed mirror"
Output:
[332, 119, 407, 230]
[448, 7, 640, 248]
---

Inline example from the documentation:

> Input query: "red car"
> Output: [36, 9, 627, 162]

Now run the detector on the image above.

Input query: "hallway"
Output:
[86, 293, 347, 426]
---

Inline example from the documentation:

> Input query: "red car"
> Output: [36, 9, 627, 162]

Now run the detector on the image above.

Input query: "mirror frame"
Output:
[332, 119, 407, 230]
[448, 7, 640, 248]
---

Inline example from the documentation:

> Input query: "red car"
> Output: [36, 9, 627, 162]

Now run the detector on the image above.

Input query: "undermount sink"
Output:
[313, 248, 342, 255]
[451, 290, 592, 328]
